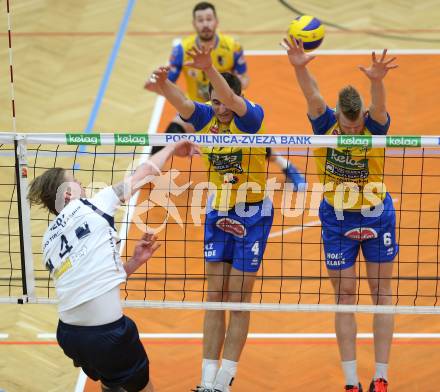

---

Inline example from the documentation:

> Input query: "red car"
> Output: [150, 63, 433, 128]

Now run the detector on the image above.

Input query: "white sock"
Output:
[213, 359, 238, 391]
[201, 358, 219, 388]
[342, 360, 359, 386]
[374, 362, 388, 381]
[273, 155, 290, 171]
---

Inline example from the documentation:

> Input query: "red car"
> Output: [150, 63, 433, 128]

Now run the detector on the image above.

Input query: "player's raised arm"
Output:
[282, 36, 326, 119]
[150, 66, 196, 120]
[359, 49, 398, 125]
[112, 140, 200, 202]
[233, 42, 249, 89]
[145, 42, 184, 95]
[186, 46, 248, 116]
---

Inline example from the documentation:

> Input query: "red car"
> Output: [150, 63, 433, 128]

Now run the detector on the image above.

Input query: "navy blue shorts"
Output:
[204, 200, 274, 272]
[319, 192, 398, 270]
[57, 315, 148, 392]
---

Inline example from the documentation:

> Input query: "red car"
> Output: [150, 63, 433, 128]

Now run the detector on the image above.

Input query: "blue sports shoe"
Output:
[283, 164, 307, 191]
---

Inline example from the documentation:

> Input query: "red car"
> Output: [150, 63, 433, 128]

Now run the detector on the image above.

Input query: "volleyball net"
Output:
[1, 132, 440, 314]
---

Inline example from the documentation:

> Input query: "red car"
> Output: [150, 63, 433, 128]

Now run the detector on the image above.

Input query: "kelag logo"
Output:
[386, 136, 421, 147]
[66, 133, 101, 145]
[337, 135, 372, 148]
[114, 134, 149, 146]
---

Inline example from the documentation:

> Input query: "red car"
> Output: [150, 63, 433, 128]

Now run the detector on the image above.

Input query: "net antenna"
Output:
[5, 0, 35, 301]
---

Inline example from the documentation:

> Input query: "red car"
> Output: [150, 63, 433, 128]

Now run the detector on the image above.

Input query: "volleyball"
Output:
[287, 15, 325, 52]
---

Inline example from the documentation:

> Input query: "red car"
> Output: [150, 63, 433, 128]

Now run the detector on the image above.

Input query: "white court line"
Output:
[0, 333, 9, 339]
[37, 332, 440, 340]
[74, 370, 87, 392]
[37, 333, 57, 339]
[245, 49, 440, 56]
[138, 333, 440, 339]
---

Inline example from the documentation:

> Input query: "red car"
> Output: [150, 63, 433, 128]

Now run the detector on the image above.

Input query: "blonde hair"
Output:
[336, 85, 363, 121]
[28, 168, 66, 215]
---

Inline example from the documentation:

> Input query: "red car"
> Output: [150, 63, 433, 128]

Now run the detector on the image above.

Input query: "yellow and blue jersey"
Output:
[183, 99, 267, 211]
[168, 33, 247, 102]
[311, 107, 391, 210]
[310, 107, 398, 270]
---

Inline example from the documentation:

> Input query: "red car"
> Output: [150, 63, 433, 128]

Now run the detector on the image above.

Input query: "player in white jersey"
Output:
[28, 140, 198, 392]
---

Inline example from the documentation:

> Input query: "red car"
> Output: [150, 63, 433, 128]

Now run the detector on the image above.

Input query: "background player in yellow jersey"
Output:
[150, 44, 273, 392]
[145, 1, 306, 189]
[146, 1, 249, 103]
[283, 36, 398, 392]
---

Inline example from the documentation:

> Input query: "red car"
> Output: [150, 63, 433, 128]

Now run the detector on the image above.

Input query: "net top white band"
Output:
[1, 132, 440, 148]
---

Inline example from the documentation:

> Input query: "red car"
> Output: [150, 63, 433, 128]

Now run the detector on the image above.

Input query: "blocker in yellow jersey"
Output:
[151, 42, 273, 392]
[284, 38, 398, 391]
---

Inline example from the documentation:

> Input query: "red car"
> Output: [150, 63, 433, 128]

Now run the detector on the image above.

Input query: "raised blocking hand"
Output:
[185, 45, 213, 71]
[359, 49, 398, 80]
[280, 35, 316, 67]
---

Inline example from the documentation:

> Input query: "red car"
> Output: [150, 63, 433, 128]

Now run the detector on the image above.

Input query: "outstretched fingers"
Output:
[384, 56, 397, 65]
[185, 49, 197, 59]
[151, 66, 169, 81]
[380, 49, 398, 70]
[281, 37, 292, 50]
[280, 35, 304, 53]
[185, 45, 201, 59]
[290, 34, 301, 49]
[380, 48, 388, 62]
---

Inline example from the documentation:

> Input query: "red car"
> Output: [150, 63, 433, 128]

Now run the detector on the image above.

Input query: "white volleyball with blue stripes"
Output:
[288, 15, 325, 52]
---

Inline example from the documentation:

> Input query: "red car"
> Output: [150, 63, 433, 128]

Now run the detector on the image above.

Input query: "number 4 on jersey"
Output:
[59, 234, 73, 258]
[251, 241, 259, 256]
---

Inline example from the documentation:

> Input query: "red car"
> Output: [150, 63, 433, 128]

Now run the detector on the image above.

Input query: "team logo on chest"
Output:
[325, 148, 369, 181]
[208, 151, 243, 174]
